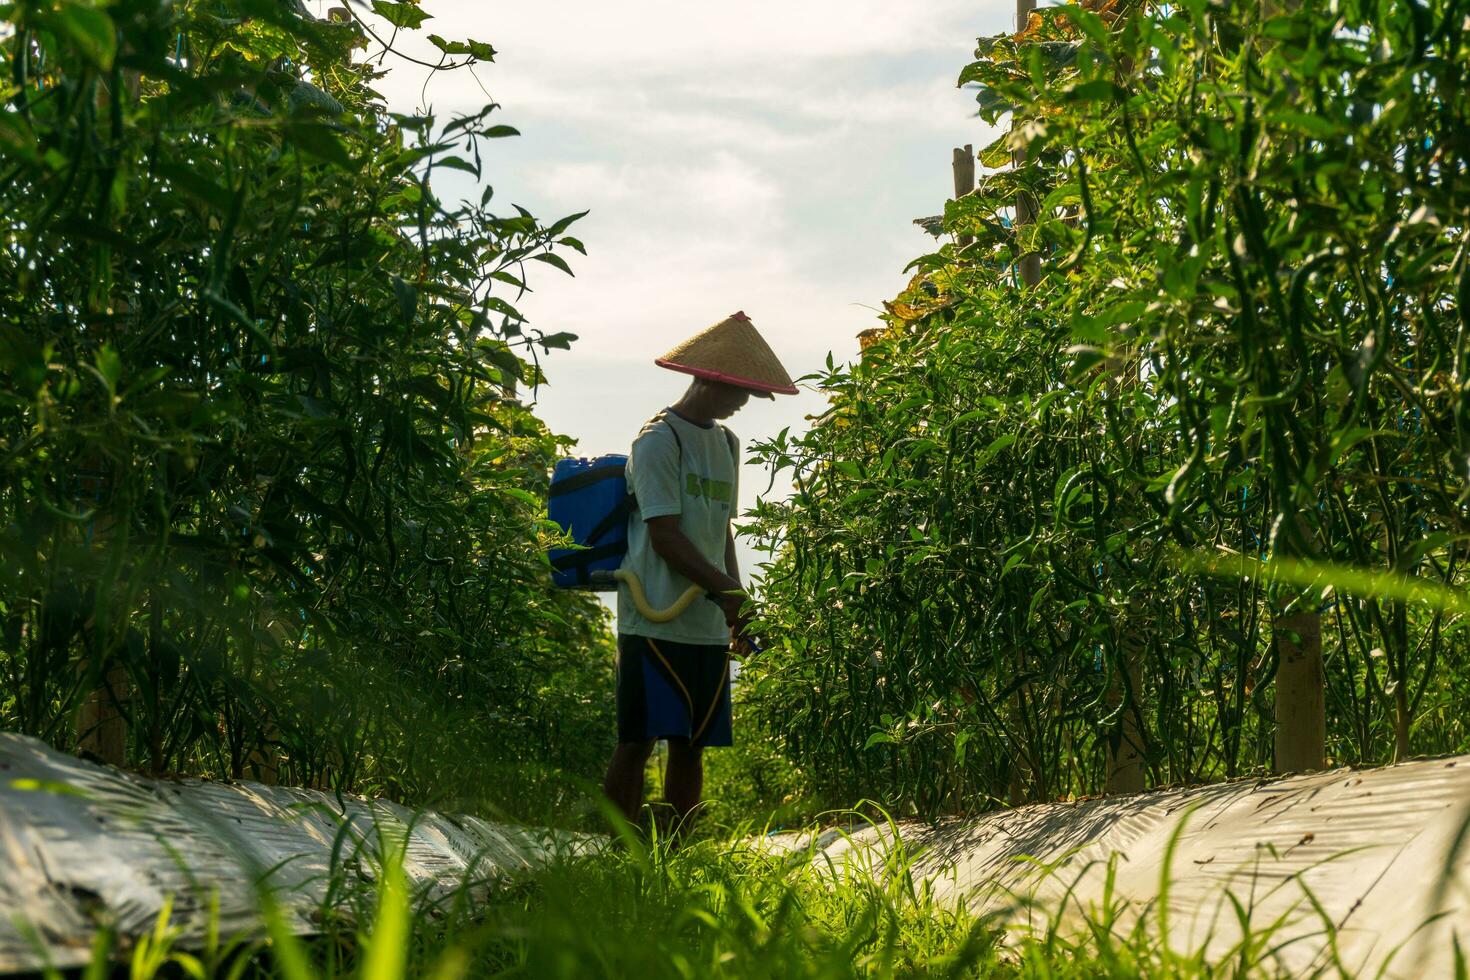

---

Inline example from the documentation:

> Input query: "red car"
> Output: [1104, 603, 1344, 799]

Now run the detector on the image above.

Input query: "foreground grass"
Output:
[43, 816, 1330, 979]
[465, 833, 997, 978]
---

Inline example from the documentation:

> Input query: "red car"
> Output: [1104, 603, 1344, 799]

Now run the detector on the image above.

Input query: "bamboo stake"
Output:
[1105, 632, 1147, 794]
[76, 666, 129, 766]
[1274, 606, 1324, 771]
[952, 144, 975, 247]
[1270, 510, 1324, 772]
[73, 470, 127, 767]
[1107, 363, 1149, 794]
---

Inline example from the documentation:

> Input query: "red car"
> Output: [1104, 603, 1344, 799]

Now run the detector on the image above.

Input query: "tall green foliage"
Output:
[0, 0, 608, 815]
[743, 0, 1470, 813]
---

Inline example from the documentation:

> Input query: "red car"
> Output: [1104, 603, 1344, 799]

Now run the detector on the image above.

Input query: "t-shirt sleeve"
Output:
[631, 427, 682, 520]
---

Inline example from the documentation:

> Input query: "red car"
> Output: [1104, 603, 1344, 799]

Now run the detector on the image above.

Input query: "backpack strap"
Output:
[718, 424, 738, 472]
[659, 410, 685, 459]
[628, 412, 683, 515]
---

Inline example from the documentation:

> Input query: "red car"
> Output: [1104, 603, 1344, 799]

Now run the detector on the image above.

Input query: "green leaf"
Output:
[391, 276, 418, 326]
[1067, 344, 1107, 377]
[864, 732, 898, 749]
[483, 125, 521, 138]
[1098, 300, 1148, 329]
[502, 486, 540, 507]
[284, 122, 354, 169]
[154, 163, 235, 213]
[49, 2, 117, 69]
[947, 408, 989, 430]
[532, 252, 575, 276]
[371, 0, 431, 29]
[978, 135, 1011, 169]
[389, 113, 434, 130]
[484, 296, 524, 320]
[426, 33, 469, 55]
[433, 156, 478, 175]
[1063, 79, 1124, 102]
[1066, 6, 1110, 46]
[546, 211, 589, 237]
[476, 340, 526, 382]
[0, 112, 37, 163]
[94, 344, 122, 389]
[539, 332, 577, 351]
[977, 433, 1017, 466]
[1268, 110, 1346, 140]
[1328, 427, 1397, 466]
[425, 36, 496, 61]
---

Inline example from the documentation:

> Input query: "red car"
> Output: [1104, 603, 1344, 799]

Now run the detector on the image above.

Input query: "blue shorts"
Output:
[615, 634, 732, 748]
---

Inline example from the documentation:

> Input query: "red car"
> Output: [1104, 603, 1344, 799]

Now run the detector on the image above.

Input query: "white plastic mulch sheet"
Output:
[0, 733, 587, 974]
[772, 755, 1470, 978]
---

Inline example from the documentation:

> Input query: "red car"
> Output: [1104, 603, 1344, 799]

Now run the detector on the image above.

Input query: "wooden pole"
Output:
[1272, 513, 1324, 771]
[1274, 606, 1324, 772]
[952, 144, 975, 247]
[73, 470, 128, 769]
[1104, 635, 1146, 794]
[76, 667, 129, 766]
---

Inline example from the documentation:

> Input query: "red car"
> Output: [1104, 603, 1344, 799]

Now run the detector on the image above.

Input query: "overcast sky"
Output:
[351, 1, 1013, 580]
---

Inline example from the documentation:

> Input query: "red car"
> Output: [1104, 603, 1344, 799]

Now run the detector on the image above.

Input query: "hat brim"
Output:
[656, 359, 797, 396]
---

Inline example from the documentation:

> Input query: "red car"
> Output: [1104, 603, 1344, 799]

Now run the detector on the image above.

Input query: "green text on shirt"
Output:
[685, 473, 733, 504]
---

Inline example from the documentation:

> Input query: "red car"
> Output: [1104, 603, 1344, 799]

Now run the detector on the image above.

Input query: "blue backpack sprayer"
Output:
[547, 417, 718, 623]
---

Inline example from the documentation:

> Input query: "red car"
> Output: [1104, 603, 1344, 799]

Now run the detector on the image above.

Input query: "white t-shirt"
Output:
[617, 409, 739, 645]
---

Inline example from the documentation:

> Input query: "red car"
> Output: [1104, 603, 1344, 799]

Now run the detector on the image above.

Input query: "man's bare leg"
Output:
[603, 739, 656, 825]
[664, 737, 704, 831]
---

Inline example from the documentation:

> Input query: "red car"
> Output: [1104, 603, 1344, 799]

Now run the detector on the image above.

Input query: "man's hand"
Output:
[720, 593, 753, 637]
[721, 594, 765, 661]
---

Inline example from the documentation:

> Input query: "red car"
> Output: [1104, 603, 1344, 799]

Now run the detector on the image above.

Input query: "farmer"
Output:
[601, 312, 798, 830]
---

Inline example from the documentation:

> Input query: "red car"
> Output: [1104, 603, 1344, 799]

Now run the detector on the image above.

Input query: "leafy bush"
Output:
[742, 0, 1470, 813]
[0, 0, 608, 815]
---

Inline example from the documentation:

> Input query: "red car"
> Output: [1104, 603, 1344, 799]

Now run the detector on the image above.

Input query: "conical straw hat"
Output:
[655, 311, 799, 396]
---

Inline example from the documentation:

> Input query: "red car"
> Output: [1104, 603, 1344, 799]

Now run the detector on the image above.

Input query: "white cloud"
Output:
[529, 153, 782, 225]
[387, 0, 991, 70]
[336, 0, 1016, 573]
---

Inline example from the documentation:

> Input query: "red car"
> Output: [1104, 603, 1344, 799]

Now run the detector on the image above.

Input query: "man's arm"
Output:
[646, 516, 742, 598]
[645, 517, 750, 632]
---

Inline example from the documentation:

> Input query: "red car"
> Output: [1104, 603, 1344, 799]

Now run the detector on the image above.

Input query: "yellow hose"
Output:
[612, 568, 708, 623]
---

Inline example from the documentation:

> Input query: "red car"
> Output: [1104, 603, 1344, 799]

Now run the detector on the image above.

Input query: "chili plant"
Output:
[0, 0, 609, 819]
[743, 0, 1470, 815]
